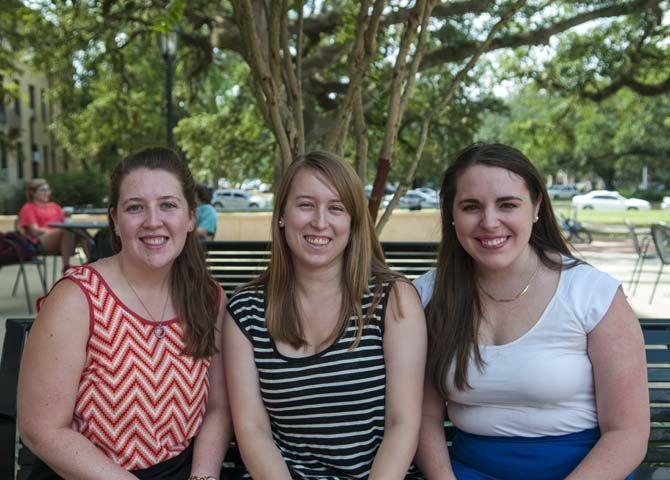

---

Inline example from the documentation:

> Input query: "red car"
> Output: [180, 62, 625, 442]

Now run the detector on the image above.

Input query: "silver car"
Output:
[212, 189, 269, 210]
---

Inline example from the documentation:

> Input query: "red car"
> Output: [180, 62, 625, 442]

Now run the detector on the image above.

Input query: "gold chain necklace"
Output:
[119, 259, 170, 338]
[478, 259, 541, 303]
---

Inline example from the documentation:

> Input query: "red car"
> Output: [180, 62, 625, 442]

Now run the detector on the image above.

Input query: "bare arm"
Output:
[191, 292, 233, 478]
[223, 311, 292, 479]
[369, 281, 427, 480]
[566, 288, 649, 479]
[17, 281, 137, 479]
[415, 381, 456, 480]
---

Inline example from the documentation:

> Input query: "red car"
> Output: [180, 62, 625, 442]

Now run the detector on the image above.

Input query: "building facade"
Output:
[0, 61, 65, 214]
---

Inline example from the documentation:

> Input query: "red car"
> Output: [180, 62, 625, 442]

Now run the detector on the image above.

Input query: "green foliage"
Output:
[46, 170, 108, 208]
[478, 85, 670, 189]
[619, 189, 668, 203]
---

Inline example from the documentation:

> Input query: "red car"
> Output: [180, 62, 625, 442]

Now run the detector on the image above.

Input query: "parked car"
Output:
[415, 187, 439, 203]
[382, 190, 439, 209]
[212, 189, 269, 210]
[571, 190, 651, 211]
[662, 196, 670, 209]
[364, 184, 397, 199]
[547, 184, 579, 200]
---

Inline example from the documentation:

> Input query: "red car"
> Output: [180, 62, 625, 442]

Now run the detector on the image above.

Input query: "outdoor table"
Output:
[48, 221, 108, 252]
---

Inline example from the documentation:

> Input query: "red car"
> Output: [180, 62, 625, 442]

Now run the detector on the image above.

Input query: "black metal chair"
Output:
[1, 236, 47, 313]
[625, 219, 655, 294]
[649, 222, 670, 304]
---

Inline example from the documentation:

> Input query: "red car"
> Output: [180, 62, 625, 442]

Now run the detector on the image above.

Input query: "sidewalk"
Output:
[1, 241, 669, 354]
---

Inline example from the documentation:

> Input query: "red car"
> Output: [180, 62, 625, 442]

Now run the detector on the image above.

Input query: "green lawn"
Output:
[553, 204, 670, 227]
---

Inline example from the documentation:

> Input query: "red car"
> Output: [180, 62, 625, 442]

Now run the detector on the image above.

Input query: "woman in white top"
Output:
[414, 143, 648, 479]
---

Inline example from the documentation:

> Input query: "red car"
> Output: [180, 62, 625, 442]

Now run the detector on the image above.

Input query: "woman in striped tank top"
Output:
[17, 148, 232, 479]
[214, 151, 426, 479]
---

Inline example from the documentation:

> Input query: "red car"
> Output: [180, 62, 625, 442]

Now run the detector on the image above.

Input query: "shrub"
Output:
[619, 189, 667, 203]
[46, 170, 108, 208]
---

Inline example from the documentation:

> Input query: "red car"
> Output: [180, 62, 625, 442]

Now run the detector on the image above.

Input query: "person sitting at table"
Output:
[195, 183, 217, 240]
[414, 143, 649, 479]
[17, 147, 231, 479]
[212, 151, 426, 479]
[18, 178, 88, 272]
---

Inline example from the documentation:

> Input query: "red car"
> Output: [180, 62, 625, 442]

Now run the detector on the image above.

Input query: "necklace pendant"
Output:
[154, 324, 166, 339]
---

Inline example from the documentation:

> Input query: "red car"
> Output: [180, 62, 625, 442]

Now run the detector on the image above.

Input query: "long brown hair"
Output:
[108, 147, 219, 359]
[427, 143, 580, 395]
[253, 151, 399, 349]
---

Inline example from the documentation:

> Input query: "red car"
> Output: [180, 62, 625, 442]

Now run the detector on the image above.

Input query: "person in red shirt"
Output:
[18, 178, 86, 271]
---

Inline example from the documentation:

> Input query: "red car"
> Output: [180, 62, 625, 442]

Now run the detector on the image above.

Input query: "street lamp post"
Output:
[158, 29, 179, 150]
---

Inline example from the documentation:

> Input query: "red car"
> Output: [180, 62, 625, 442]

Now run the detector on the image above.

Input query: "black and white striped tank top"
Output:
[227, 279, 422, 479]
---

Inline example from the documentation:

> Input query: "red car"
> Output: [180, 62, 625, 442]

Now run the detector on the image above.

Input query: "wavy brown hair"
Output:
[252, 151, 400, 349]
[427, 143, 580, 396]
[108, 147, 219, 359]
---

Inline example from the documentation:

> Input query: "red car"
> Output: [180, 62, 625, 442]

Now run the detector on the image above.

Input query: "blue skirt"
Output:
[449, 428, 633, 480]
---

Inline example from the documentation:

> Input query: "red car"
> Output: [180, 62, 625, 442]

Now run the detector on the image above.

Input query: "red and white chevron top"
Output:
[57, 265, 213, 470]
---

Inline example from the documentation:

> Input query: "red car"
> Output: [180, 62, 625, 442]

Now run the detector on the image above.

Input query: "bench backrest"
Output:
[203, 240, 438, 296]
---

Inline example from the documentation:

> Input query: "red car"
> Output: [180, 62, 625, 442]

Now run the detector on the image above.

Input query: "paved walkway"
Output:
[1, 240, 669, 355]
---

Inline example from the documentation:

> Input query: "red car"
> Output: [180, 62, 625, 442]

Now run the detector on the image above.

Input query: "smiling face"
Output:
[452, 164, 540, 274]
[282, 168, 352, 275]
[110, 168, 194, 271]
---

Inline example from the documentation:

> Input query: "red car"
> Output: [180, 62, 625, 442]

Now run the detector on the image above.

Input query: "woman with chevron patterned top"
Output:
[17, 147, 231, 479]
[207, 151, 427, 480]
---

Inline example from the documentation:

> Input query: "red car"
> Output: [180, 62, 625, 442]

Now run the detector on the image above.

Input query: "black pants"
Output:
[26, 442, 193, 480]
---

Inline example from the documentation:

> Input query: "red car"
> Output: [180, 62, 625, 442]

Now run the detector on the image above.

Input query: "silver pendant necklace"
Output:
[119, 259, 170, 338]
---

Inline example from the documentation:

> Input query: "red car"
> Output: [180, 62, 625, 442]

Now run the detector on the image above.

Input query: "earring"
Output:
[451, 221, 455, 226]
[279, 218, 285, 228]
[534, 215, 539, 222]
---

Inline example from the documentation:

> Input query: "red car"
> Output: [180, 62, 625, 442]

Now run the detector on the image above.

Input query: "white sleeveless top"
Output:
[414, 259, 620, 437]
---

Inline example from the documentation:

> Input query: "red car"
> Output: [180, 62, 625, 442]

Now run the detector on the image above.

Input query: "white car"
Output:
[662, 196, 670, 209]
[571, 190, 651, 211]
[212, 189, 269, 210]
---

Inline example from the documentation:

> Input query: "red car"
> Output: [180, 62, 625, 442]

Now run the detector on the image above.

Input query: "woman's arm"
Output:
[223, 311, 292, 479]
[191, 292, 233, 478]
[369, 281, 427, 480]
[17, 280, 137, 479]
[566, 288, 649, 479]
[414, 381, 456, 480]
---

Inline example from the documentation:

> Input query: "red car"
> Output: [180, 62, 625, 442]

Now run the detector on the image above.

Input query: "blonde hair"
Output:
[253, 151, 398, 349]
[25, 178, 49, 201]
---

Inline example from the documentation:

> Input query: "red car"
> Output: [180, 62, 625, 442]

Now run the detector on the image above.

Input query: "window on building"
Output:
[29, 85, 35, 119]
[1, 142, 7, 178]
[40, 88, 47, 122]
[31, 143, 39, 178]
[17, 141, 24, 179]
[43, 144, 49, 174]
[0, 75, 5, 122]
[13, 80, 20, 116]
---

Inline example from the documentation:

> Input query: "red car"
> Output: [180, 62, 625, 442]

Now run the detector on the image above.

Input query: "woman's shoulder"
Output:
[560, 256, 619, 289]
[18, 202, 35, 215]
[412, 269, 436, 308]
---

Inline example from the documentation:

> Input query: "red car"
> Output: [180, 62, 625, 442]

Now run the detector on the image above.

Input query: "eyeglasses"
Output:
[36, 186, 51, 192]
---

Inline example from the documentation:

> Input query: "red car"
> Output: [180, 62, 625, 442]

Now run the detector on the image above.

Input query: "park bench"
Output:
[3, 316, 670, 479]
